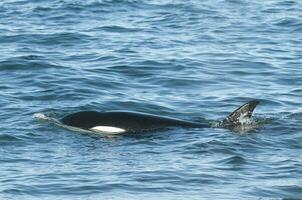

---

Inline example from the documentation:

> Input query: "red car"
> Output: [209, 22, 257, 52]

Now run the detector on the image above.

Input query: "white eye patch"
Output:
[90, 126, 126, 134]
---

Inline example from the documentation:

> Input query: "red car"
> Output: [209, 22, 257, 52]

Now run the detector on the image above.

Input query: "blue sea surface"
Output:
[0, 0, 302, 199]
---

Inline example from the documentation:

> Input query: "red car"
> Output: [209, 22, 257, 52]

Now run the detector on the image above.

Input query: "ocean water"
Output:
[0, 0, 302, 199]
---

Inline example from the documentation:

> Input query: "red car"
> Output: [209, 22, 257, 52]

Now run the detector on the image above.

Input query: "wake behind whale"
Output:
[34, 100, 259, 135]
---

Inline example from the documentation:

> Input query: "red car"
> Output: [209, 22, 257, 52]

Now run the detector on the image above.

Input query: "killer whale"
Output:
[60, 100, 259, 134]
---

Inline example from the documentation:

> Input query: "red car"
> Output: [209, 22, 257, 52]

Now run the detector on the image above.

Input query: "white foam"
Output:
[33, 113, 50, 121]
[33, 113, 60, 124]
[238, 113, 254, 125]
[90, 126, 126, 134]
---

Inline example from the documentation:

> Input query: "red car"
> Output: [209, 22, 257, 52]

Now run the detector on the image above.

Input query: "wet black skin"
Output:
[61, 100, 259, 133]
[61, 111, 207, 133]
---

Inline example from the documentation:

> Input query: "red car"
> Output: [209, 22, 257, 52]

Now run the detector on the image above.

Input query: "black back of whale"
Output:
[61, 111, 206, 133]
[61, 100, 259, 133]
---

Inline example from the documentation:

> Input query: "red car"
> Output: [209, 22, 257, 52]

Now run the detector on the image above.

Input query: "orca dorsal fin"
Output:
[222, 100, 259, 127]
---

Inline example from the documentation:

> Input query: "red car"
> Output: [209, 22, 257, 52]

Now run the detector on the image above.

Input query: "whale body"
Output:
[60, 100, 259, 134]
[61, 111, 207, 134]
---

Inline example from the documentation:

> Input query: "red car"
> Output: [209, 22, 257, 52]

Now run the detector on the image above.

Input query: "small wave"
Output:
[0, 134, 21, 142]
[219, 155, 246, 165]
[101, 25, 142, 33]
[0, 58, 62, 71]
[273, 17, 302, 28]
[287, 112, 302, 119]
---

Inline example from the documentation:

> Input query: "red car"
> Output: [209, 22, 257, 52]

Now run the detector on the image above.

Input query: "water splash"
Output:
[238, 113, 254, 125]
[211, 113, 259, 134]
[33, 113, 52, 121]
